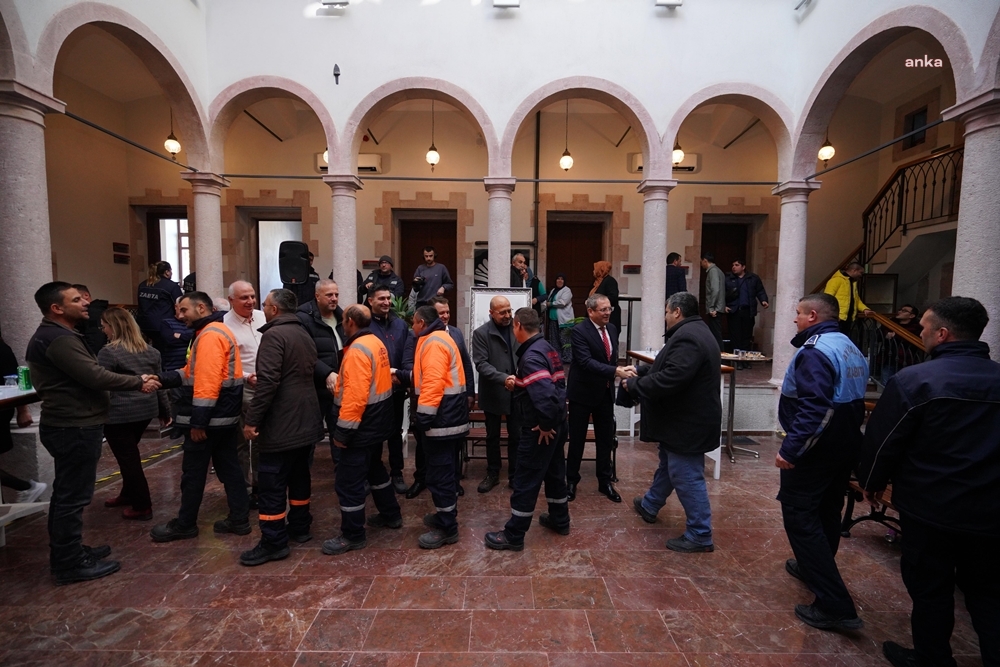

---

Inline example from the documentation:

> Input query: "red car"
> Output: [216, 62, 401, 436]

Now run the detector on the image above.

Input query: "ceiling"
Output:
[55, 24, 164, 103]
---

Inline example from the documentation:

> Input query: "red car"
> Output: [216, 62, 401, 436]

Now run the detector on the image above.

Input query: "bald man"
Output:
[471, 296, 522, 492]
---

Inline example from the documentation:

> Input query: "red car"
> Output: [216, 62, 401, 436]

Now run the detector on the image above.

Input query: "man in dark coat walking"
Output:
[724, 259, 769, 367]
[296, 279, 344, 455]
[240, 289, 324, 566]
[859, 297, 1000, 667]
[625, 292, 720, 553]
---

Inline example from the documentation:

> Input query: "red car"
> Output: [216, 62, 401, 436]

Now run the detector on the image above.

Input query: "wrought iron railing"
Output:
[862, 147, 963, 265]
[848, 313, 925, 387]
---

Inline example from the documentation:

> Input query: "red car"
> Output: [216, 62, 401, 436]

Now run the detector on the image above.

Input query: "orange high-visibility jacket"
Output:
[413, 327, 470, 440]
[332, 330, 394, 447]
[165, 317, 244, 430]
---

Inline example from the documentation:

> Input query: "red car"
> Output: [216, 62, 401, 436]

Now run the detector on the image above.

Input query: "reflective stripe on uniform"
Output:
[545, 496, 568, 504]
[340, 503, 366, 512]
[435, 504, 457, 513]
[417, 404, 439, 415]
[371, 480, 392, 490]
[425, 424, 470, 438]
[259, 512, 287, 521]
[192, 398, 218, 407]
[337, 418, 361, 429]
[289, 499, 310, 506]
[171, 415, 240, 426]
[511, 508, 533, 517]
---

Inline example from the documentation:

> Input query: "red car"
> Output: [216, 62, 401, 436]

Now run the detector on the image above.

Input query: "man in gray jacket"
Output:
[26, 282, 159, 585]
[471, 296, 521, 492]
[241, 289, 323, 566]
[701, 252, 726, 351]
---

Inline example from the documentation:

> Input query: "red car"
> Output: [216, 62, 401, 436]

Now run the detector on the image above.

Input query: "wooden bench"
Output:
[841, 479, 900, 538]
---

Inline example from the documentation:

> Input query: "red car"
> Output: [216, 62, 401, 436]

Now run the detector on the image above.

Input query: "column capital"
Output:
[323, 173, 363, 193]
[772, 179, 821, 201]
[943, 88, 1000, 135]
[484, 177, 516, 195]
[180, 171, 229, 195]
[0, 80, 65, 116]
[636, 179, 677, 199]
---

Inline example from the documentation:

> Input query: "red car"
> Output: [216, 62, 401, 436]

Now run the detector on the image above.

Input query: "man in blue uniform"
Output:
[776, 292, 868, 631]
[484, 308, 570, 551]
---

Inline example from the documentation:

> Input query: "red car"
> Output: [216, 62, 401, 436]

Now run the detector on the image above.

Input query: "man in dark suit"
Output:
[566, 294, 635, 503]
[664, 253, 687, 299]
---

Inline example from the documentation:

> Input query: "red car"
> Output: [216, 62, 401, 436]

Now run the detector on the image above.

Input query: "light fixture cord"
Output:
[431, 100, 435, 145]
[170, 109, 174, 134]
[564, 99, 569, 151]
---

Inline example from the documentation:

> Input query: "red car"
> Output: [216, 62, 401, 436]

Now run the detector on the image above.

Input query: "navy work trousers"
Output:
[423, 437, 461, 535]
[177, 426, 250, 529]
[334, 442, 401, 541]
[257, 446, 313, 547]
[503, 423, 570, 545]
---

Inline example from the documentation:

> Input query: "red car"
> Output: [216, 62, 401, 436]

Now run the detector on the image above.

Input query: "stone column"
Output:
[0, 85, 64, 362]
[324, 174, 362, 307]
[180, 172, 229, 299]
[769, 180, 821, 385]
[944, 90, 1000, 358]
[637, 179, 676, 350]
[484, 178, 516, 288]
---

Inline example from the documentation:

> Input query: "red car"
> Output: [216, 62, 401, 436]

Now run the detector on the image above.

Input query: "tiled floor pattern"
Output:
[0, 433, 983, 666]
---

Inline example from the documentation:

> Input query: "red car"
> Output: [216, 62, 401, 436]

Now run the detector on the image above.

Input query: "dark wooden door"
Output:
[546, 217, 604, 318]
[398, 213, 458, 321]
[700, 222, 748, 343]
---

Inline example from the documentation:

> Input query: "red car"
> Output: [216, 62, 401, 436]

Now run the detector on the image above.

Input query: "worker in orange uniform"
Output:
[396, 305, 469, 550]
[322, 304, 402, 555]
[151, 291, 250, 543]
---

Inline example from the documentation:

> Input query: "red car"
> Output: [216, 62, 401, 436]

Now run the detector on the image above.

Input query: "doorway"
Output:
[396, 210, 458, 319]
[145, 208, 191, 284]
[546, 212, 607, 317]
[234, 207, 302, 298]
[700, 217, 751, 347]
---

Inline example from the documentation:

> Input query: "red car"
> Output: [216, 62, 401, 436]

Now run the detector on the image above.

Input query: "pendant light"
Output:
[671, 140, 685, 166]
[425, 100, 440, 171]
[322, 148, 329, 165]
[164, 109, 181, 159]
[559, 99, 574, 171]
[818, 134, 835, 167]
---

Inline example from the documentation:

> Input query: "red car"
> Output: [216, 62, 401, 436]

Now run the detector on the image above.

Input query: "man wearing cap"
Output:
[359, 255, 404, 304]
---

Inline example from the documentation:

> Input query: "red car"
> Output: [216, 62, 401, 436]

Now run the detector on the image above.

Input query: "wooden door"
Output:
[700, 222, 748, 343]
[546, 216, 604, 318]
[398, 212, 458, 321]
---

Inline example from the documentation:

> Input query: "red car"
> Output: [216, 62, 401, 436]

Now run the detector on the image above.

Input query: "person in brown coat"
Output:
[240, 288, 324, 566]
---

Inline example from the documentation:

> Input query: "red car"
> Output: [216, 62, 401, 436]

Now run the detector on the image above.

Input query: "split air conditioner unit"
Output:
[655, 0, 683, 7]
[314, 153, 384, 174]
[494, 0, 520, 7]
[627, 152, 700, 174]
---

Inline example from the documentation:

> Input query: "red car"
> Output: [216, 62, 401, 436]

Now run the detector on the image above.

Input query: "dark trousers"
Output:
[412, 428, 464, 490]
[566, 400, 615, 486]
[899, 514, 1000, 667]
[424, 437, 461, 535]
[39, 424, 104, 572]
[257, 446, 313, 548]
[705, 315, 724, 352]
[728, 307, 755, 352]
[103, 419, 153, 511]
[484, 411, 520, 478]
[779, 456, 857, 618]
[387, 392, 406, 476]
[321, 398, 341, 467]
[177, 427, 249, 528]
[334, 442, 401, 541]
[503, 423, 570, 544]
[236, 395, 259, 489]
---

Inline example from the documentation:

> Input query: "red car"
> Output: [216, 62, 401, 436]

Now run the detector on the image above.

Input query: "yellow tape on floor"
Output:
[94, 442, 183, 487]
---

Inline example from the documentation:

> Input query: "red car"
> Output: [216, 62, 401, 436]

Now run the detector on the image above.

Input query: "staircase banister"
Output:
[809, 243, 864, 296]
[859, 311, 924, 350]
[862, 147, 964, 219]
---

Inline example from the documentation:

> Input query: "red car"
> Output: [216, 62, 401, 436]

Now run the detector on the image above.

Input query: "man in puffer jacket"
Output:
[240, 289, 324, 566]
[151, 291, 250, 543]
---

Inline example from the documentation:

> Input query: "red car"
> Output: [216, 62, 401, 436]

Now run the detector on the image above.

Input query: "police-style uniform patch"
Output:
[804, 334, 820, 348]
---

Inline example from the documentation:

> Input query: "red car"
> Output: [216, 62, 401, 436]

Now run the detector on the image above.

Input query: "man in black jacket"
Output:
[859, 297, 1000, 667]
[358, 255, 405, 304]
[566, 294, 635, 503]
[241, 289, 323, 566]
[485, 308, 570, 550]
[725, 259, 769, 368]
[664, 253, 687, 299]
[296, 279, 344, 457]
[624, 292, 720, 553]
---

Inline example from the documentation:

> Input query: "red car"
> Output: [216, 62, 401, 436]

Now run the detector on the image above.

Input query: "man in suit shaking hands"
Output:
[566, 294, 636, 503]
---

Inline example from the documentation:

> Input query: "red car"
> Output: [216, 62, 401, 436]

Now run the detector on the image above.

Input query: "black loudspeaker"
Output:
[278, 241, 310, 285]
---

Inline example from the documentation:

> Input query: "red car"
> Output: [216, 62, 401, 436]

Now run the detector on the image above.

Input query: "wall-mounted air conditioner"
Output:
[627, 152, 700, 174]
[357, 154, 383, 174]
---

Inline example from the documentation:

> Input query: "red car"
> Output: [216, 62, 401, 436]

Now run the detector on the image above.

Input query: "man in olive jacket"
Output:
[624, 291, 721, 553]
[241, 289, 323, 566]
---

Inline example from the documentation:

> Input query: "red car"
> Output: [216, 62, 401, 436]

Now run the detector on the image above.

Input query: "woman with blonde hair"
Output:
[97, 307, 169, 520]
[590, 260, 621, 331]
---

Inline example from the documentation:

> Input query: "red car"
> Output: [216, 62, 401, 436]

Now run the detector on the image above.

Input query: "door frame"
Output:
[235, 206, 303, 297]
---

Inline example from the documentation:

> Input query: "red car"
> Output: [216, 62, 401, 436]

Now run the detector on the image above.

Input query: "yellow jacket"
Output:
[824, 271, 868, 322]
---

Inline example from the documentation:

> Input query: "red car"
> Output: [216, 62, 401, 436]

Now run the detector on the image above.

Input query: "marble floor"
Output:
[0, 433, 983, 667]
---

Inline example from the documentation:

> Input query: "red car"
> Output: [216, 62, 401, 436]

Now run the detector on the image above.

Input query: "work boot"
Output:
[538, 513, 570, 535]
[794, 603, 863, 631]
[666, 536, 714, 553]
[54, 556, 121, 586]
[391, 475, 408, 494]
[214, 516, 252, 535]
[484, 531, 523, 551]
[322, 535, 367, 555]
[477, 474, 499, 493]
[366, 513, 403, 529]
[239, 541, 290, 566]
[418, 529, 459, 549]
[632, 496, 657, 524]
[150, 519, 199, 543]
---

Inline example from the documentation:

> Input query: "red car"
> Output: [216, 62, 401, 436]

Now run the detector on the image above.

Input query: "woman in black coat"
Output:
[591, 261, 621, 331]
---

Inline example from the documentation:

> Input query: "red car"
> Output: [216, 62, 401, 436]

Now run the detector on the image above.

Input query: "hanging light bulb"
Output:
[559, 99, 573, 171]
[672, 140, 685, 166]
[426, 100, 440, 171]
[818, 134, 835, 166]
[322, 148, 329, 164]
[164, 109, 181, 159]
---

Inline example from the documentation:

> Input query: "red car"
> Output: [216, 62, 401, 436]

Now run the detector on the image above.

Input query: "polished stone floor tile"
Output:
[362, 576, 467, 610]
[462, 576, 533, 610]
[415, 653, 547, 667]
[296, 610, 378, 652]
[469, 609, 595, 652]
[531, 576, 614, 609]
[362, 610, 473, 652]
[587, 609, 678, 653]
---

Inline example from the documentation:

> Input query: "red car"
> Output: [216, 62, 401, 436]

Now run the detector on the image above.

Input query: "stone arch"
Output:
[34, 2, 209, 169]
[208, 77, 338, 175]
[337, 78, 498, 175]
[665, 84, 795, 181]
[0, 9, 15, 80]
[500, 77, 664, 179]
[979, 9, 1000, 91]
[791, 6, 976, 179]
